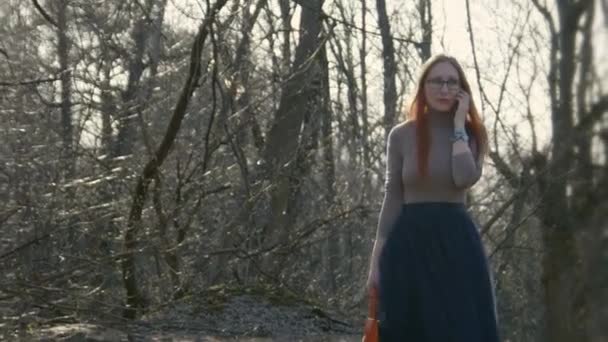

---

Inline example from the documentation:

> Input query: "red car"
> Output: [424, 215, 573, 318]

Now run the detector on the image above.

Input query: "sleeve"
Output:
[452, 134, 483, 188]
[375, 126, 405, 241]
[368, 126, 404, 285]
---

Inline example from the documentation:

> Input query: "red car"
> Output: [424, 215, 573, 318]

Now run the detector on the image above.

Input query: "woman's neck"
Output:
[426, 108, 453, 128]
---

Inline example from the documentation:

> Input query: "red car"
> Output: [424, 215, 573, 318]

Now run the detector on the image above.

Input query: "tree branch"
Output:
[31, 0, 58, 28]
[481, 179, 535, 236]
[488, 151, 517, 186]
[530, 0, 557, 37]
[575, 95, 608, 133]
[0, 77, 61, 87]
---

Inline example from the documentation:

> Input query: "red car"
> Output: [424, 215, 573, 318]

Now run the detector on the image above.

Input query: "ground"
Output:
[4, 285, 364, 341]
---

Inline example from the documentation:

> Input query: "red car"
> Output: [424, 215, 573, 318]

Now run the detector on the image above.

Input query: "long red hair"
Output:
[405, 54, 488, 178]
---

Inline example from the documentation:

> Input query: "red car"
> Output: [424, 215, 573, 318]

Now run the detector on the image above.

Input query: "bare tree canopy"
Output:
[0, 0, 605, 340]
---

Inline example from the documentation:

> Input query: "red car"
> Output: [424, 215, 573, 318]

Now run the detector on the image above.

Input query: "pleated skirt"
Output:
[378, 202, 500, 342]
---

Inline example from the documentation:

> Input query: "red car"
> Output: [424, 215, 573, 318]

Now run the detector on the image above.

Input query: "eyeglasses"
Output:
[426, 77, 460, 92]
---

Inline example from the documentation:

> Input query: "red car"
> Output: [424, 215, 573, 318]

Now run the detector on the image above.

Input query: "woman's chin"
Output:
[429, 104, 452, 112]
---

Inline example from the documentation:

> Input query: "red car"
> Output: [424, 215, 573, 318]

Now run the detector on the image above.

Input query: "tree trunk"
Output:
[113, 6, 149, 157]
[359, 0, 371, 197]
[100, 61, 114, 157]
[121, 0, 228, 319]
[55, 0, 73, 178]
[215, 0, 267, 284]
[532, 1, 594, 341]
[278, 0, 292, 81]
[417, 0, 432, 61]
[375, 0, 397, 140]
[262, 0, 325, 253]
[317, 42, 338, 291]
[335, 3, 361, 165]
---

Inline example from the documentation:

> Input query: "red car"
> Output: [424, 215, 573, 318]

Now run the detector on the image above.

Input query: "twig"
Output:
[0, 77, 61, 87]
[31, 0, 58, 27]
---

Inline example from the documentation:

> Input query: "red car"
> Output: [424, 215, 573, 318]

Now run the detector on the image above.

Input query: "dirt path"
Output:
[28, 323, 362, 341]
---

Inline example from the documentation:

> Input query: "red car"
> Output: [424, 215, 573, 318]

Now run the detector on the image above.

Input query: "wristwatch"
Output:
[451, 127, 469, 142]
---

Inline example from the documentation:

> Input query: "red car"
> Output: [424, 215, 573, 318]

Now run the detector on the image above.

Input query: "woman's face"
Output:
[423, 61, 461, 112]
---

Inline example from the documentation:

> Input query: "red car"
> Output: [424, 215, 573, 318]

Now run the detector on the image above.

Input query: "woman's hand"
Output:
[454, 89, 470, 129]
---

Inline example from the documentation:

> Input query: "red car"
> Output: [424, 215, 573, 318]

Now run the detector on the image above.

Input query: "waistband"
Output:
[402, 201, 466, 209]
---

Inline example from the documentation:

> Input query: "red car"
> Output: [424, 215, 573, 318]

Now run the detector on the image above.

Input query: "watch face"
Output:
[451, 133, 469, 142]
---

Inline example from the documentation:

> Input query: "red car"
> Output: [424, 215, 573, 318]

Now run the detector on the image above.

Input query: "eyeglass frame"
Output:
[425, 77, 461, 92]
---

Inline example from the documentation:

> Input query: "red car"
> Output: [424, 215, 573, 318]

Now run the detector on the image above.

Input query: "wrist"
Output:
[454, 111, 467, 127]
[453, 125, 466, 134]
[452, 126, 469, 142]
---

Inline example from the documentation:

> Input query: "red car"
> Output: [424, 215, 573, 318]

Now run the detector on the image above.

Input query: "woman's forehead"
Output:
[427, 62, 459, 78]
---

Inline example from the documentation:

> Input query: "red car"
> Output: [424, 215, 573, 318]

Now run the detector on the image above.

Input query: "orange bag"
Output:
[362, 287, 379, 342]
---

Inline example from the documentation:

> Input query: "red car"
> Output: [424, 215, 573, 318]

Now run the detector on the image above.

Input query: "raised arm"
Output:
[451, 133, 483, 188]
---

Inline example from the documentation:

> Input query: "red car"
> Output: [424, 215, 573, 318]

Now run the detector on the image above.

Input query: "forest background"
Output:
[1, 0, 607, 341]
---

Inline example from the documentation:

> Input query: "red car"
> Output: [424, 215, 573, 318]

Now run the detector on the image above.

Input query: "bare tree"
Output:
[332, 1, 361, 164]
[528, 0, 607, 340]
[417, 0, 432, 61]
[262, 0, 326, 256]
[359, 0, 371, 196]
[318, 38, 339, 291]
[120, 0, 229, 319]
[375, 0, 397, 139]
[55, 0, 74, 178]
[31, 0, 74, 177]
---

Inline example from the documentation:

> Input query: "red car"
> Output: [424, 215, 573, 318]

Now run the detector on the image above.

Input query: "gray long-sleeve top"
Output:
[376, 110, 484, 242]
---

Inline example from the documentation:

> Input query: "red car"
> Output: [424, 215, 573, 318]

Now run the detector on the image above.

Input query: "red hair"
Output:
[405, 54, 488, 178]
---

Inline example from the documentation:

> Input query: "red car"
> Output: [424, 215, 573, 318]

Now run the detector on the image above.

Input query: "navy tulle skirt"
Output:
[378, 202, 500, 341]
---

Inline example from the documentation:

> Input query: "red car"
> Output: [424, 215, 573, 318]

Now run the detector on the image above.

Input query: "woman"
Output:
[366, 54, 500, 341]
